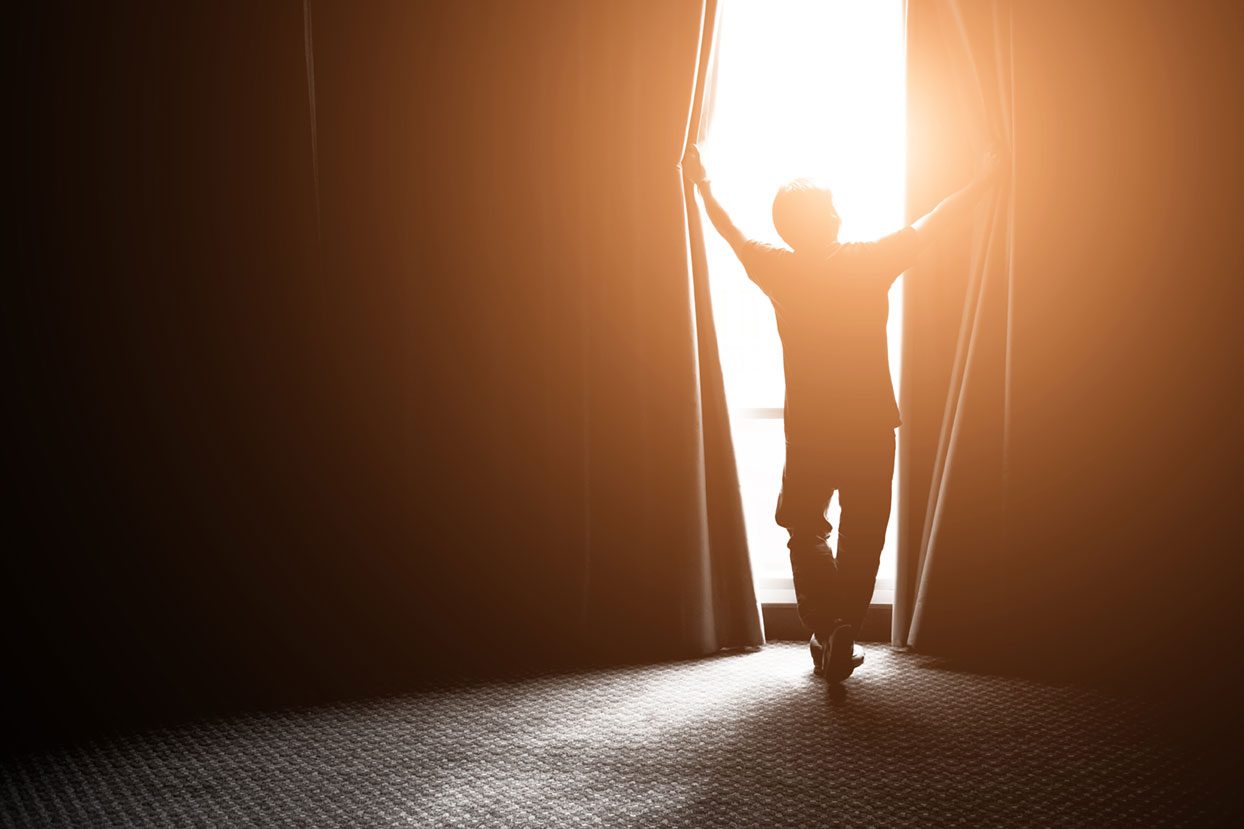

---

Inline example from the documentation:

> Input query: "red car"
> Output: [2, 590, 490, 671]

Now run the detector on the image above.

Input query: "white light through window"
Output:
[700, 0, 906, 605]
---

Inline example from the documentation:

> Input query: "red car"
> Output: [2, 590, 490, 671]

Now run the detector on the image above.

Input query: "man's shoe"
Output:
[824, 622, 858, 683]
[811, 630, 864, 678]
[809, 632, 826, 675]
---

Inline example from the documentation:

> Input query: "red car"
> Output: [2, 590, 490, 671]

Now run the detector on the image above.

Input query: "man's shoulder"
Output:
[742, 240, 794, 259]
[736, 240, 794, 292]
[741, 240, 799, 275]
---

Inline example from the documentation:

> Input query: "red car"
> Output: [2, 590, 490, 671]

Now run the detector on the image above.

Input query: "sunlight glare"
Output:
[701, 0, 906, 603]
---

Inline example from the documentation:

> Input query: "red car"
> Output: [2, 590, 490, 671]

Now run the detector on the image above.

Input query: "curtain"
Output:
[7, 1, 329, 739]
[680, 1, 766, 654]
[5, 0, 758, 744]
[898, 1, 1244, 709]
[303, 0, 761, 668]
[895, 0, 1015, 655]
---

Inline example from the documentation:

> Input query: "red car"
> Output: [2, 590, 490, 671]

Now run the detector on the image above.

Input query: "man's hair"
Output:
[772, 179, 840, 251]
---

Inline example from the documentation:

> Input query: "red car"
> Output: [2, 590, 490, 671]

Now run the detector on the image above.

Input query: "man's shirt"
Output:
[736, 228, 921, 447]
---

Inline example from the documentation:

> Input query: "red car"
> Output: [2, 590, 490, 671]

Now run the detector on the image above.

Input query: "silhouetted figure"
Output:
[684, 146, 1000, 681]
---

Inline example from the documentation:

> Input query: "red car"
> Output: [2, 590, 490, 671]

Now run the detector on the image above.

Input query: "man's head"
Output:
[772, 179, 840, 252]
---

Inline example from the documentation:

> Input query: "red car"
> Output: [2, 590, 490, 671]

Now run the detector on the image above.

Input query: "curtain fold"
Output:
[897, 0, 1015, 654]
[680, 0, 765, 652]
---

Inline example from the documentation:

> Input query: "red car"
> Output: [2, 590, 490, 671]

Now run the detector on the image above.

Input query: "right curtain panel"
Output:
[896, 0, 1015, 655]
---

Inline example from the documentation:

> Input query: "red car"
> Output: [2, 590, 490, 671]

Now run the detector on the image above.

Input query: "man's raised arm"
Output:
[911, 148, 1004, 247]
[682, 145, 748, 255]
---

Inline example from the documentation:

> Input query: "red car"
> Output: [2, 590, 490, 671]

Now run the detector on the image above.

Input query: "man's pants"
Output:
[776, 429, 896, 638]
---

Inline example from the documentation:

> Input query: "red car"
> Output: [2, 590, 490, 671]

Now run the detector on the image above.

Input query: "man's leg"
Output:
[776, 444, 838, 640]
[833, 429, 897, 638]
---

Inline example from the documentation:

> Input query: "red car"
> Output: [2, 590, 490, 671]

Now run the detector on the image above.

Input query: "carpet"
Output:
[0, 643, 1230, 827]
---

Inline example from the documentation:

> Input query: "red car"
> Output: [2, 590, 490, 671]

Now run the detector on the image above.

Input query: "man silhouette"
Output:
[683, 146, 1000, 681]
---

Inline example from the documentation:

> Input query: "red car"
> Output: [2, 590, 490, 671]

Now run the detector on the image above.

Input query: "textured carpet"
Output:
[0, 643, 1230, 827]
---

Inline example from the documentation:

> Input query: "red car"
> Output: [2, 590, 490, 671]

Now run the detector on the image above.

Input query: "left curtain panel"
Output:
[306, 0, 762, 664]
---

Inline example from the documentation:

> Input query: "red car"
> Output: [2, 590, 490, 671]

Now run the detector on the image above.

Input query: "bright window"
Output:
[700, 0, 906, 604]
